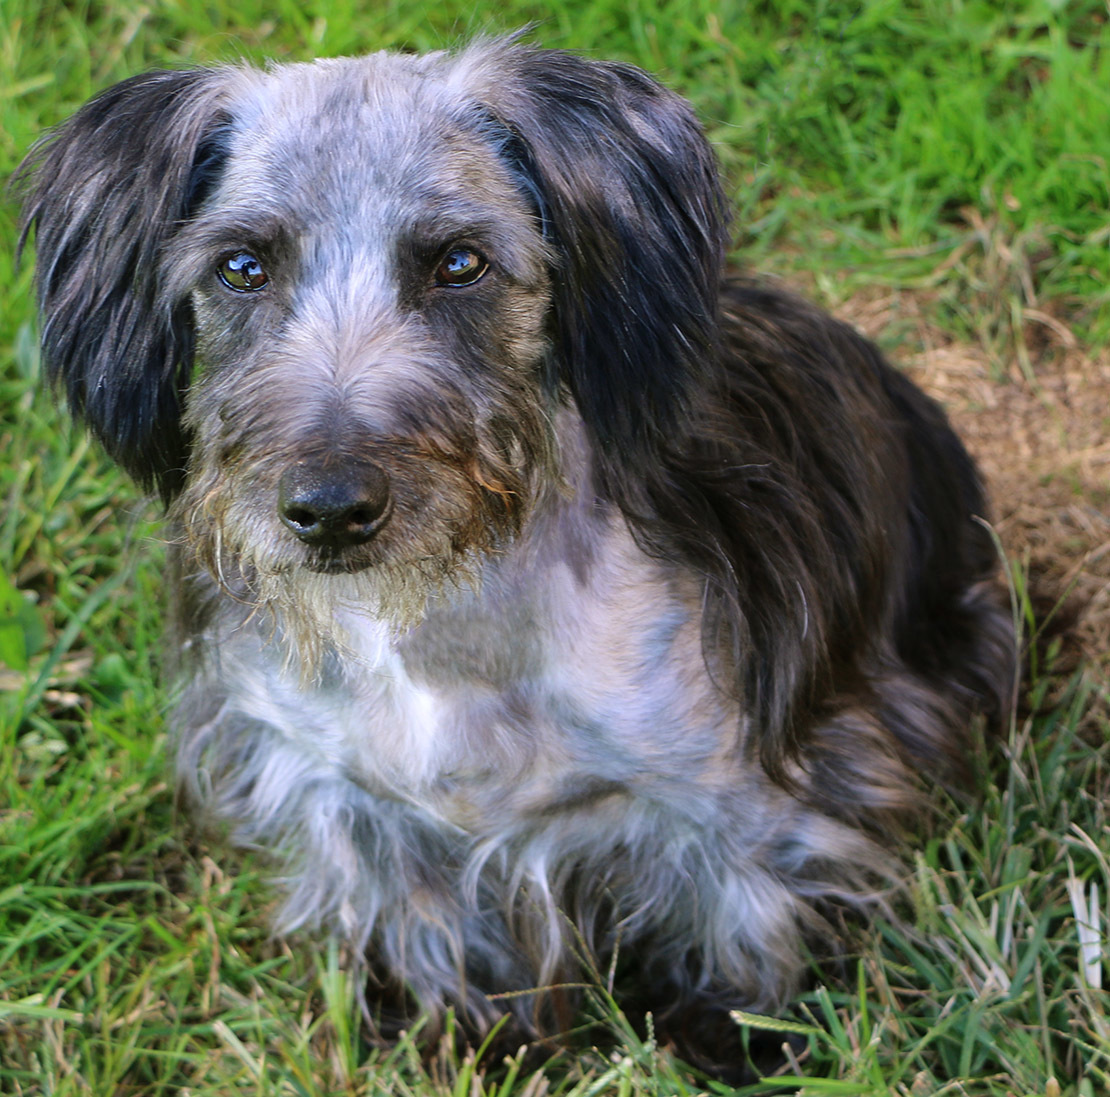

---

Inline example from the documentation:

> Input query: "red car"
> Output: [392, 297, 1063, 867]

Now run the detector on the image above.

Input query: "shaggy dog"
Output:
[18, 38, 1014, 1067]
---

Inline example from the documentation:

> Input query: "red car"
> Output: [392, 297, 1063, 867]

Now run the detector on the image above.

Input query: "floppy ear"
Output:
[484, 48, 728, 474]
[15, 69, 230, 500]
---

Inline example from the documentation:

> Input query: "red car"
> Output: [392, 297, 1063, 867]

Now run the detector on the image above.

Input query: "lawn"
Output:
[1, 0, 1108, 1093]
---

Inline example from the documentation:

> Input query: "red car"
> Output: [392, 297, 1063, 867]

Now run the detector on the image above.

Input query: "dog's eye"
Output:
[218, 252, 269, 292]
[434, 247, 488, 288]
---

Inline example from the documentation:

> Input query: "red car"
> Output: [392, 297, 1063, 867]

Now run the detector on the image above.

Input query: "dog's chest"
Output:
[348, 572, 729, 825]
[217, 535, 738, 833]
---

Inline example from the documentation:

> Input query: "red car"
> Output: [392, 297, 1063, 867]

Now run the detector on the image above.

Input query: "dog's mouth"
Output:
[302, 547, 379, 575]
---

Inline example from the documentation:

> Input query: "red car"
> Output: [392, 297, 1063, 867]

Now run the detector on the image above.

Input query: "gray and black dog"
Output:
[18, 37, 1015, 1066]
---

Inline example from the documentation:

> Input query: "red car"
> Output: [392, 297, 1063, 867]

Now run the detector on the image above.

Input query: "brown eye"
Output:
[434, 247, 488, 287]
[218, 252, 269, 292]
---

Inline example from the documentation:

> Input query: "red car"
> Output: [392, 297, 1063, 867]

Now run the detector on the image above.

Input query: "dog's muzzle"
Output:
[278, 458, 393, 551]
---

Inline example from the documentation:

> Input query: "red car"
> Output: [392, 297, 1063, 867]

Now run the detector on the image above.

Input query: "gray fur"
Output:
[18, 37, 1015, 1070]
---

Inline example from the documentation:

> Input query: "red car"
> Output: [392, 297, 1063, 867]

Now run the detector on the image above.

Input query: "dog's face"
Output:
[17, 41, 727, 636]
[172, 61, 555, 597]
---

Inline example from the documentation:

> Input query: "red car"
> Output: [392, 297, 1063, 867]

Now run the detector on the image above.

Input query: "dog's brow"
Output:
[177, 211, 298, 251]
[474, 109, 552, 240]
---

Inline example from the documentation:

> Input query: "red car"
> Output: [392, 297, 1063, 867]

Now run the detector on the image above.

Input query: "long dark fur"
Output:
[15, 38, 1015, 1073]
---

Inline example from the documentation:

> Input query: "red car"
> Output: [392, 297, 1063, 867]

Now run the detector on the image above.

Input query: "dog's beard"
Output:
[175, 421, 551, 677]
[246, 550, 486, 677]
[176, 488, 493, 677]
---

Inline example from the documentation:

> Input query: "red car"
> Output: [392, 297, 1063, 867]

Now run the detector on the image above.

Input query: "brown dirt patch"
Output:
[839, 291, 1110, 695]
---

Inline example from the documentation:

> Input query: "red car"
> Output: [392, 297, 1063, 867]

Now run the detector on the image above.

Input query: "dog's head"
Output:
[17, 41, 726, 598]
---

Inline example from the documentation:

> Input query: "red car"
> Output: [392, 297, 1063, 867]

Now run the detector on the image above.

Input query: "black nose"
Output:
[278, 460, 392, 548]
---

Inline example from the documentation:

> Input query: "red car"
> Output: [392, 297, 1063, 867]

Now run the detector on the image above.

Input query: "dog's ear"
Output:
[483, 48, 728, 474]
[15, 70, 230, 500]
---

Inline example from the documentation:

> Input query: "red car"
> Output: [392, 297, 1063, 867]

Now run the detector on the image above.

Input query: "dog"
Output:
[17, 37, 1015, 1068]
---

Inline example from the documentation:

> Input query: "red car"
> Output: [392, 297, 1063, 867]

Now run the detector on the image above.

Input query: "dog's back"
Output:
[709, 283, 1013, 785]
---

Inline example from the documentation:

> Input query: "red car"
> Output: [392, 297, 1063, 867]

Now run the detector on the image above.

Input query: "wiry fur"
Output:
[17, 38, 1015, 1070]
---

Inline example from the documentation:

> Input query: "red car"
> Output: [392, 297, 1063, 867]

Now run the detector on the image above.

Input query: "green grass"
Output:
[2, 0, 1108, 1093]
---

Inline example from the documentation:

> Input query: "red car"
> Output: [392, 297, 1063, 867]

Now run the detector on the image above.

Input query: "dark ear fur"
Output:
[487, 54, 777, 689]
[488, 48, 729, 467]
[15, 69, 230, 500]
